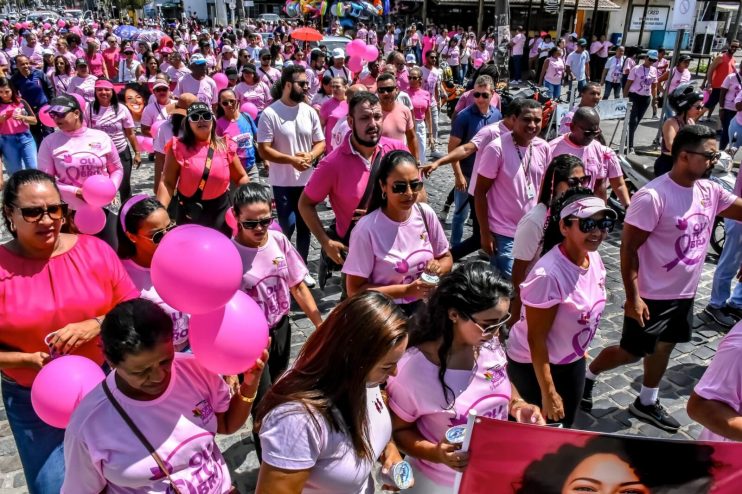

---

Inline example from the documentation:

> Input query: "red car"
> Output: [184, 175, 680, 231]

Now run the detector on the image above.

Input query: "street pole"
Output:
[637, 0, 650, 47]
[653, 28, 685, 147]
[555, 0, 566, 38]
[728, 0, 742, 44]
[477, 0, 485, 37]
[621, 0, 633, 45]
[590, 0, 599, 38]
[422, 0, 428, 26]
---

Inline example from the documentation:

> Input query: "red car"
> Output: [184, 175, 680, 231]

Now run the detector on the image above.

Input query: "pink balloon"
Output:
[75, 205, 106, 234]
[43, 23, 51, 30]
[137, 135, 154, 153]
[14, 23, 21, 30]
[213, 72, 229, 91]
[225, 208, 237, 236]
[189, 291, 269, 375]
[31, 356, 105, 429]
[150, 119, 165, 138]
[38, 105, 56, 128]
[71, 93, 86, 113]
[364, 44, 379, 62]
[151, 224, 243, 314]
[347, 56, 364, 73]
[240, 101, 258, 120]
[269, 219, 282, 232]
[57, 19, 66, 28]
[346, 39, 366, 58]
[82, 175, 116, 207]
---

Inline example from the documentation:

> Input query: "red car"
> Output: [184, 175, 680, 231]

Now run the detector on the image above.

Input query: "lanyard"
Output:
[514, 139, 533, 186]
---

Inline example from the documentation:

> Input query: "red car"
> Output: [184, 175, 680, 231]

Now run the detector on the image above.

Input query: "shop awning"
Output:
[432, 0, 620, 10]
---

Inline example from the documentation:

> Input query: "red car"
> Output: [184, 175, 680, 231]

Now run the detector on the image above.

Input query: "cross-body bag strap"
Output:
[196, 142, 216, 193]
[357, 148, 384, 212]
[102, 380, 183, 494]
[415, 202, 431, 240]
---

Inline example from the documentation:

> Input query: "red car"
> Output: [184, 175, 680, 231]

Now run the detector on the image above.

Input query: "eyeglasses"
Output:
[378, 86, 396, 94]
[220, 99, 237, 106]
[683, 149, 721, 163]
[566, 217, 616, 233]
[472, 92, 491, 99]
[470, 313, 512, 336]
[188, 112, 213, 122]
[566, 175, 592, 188]
[137, 222, 176, 244]
[390, 180, 424, 194]
[14, 203, 68, 223]
[293, 80, 309, 88]
[692, 104, 704, 110]
[239, 217, 273, 230]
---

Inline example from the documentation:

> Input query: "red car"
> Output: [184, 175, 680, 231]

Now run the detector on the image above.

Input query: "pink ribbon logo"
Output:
[663, 213, 711, 271]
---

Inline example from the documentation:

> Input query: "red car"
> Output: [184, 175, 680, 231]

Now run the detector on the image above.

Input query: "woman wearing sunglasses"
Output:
[387, 261, 545, 493]
[655, 83, 704, 177]
[157, 101, 249, 236]
[117, 195, 189, 351]
[319, 76, 348, 154]
[235, 63, 273, 113]
[0, 169, 137, 493]
[231, 182, 322, 459]
[408, 66, 433, 164]
[216, 88, 260, 183]
[506, 188, 614, 428]
[343, 150, 452, 316]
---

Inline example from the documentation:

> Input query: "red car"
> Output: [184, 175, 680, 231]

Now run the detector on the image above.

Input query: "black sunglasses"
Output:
[261, 56, 271, 60]
[472, 91, 491, 99]
[684, 149, 721, 162]
[15, 203, 68, 223]
[239, 217, 273, 230]
[220, 99, 238, 106]
[409, 76, 421, 80]
[391, 180, 424, 194]
[378, 86, 396, 94]
[293, 80, 309, 88]
[566, 217, 615, 233]
[154, 86, 169, 92]
[566, 175, 592, 188]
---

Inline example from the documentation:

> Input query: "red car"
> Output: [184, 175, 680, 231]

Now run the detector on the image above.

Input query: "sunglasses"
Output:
[470, 313, 512, 336]
[188, 112, 213, 122]
[391, 180, 424, 194]
[154, 87, 169, 92]
[220, 99, 237, 106]
[15, 203, 68, 223]
[684, 149, 721, 162]
[566, 217, 616, 233]
[293, 80, 309, 88]
[49, 110, 72, 118]
[409, 76, 421, 80]
[566, 175, 592, 188]
[138, 222, 176, 244]
[239, 217, 273, 230]
[472, 92, 491, 99]
[261, 56, 271, 60]
[378, 86, 396, 94]
[692, 104, 704, 110]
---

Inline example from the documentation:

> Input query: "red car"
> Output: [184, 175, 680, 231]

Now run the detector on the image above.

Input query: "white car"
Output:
[257, 13, 280, 23]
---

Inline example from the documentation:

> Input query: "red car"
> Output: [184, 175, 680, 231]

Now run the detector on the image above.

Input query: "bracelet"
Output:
[236, 387, 258, 403]
[94, 316, 103, 326]
[509, 398, 527, 412]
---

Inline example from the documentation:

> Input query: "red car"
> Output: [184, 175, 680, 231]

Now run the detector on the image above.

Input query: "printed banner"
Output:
[596, 98, 629, 120]
[457, 417, 742, 493]
[671, 0, 697, 30]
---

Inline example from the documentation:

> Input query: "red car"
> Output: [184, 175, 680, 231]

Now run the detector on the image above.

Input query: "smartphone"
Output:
[545, 422, 564, 428]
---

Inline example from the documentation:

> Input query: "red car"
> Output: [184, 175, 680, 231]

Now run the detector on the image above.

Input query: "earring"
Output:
[9, 221, 16, 232]
[382, 191, 387, 200]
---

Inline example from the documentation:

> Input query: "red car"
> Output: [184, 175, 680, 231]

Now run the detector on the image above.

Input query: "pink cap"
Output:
[94, 79, 115, 90]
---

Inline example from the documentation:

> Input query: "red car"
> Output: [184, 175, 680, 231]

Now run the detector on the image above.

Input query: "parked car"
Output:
[257, 13, 280, 23]
[311, 35, 351, 54]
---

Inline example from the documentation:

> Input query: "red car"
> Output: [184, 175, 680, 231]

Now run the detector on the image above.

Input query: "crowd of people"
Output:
[0, 12, 741, 494]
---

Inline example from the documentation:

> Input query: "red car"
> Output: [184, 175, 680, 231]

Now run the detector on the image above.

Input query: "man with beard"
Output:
[173, 53, 218, 108]
[258, 65, 325, 287]
[377, 72, 419, 162]
[583, 125, 742, 433]
[299, 91, 408, 289]
[306, 49, 326, 101]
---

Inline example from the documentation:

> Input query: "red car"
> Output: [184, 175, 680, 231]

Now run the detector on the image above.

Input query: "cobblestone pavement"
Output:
[0, 106, 735, 493]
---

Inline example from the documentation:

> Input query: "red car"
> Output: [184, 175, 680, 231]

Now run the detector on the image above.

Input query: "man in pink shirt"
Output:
[173, 54, 218, 108]
[474, 99, 551, 278]
[583, 125, 742, 432]
[377, 72, 419, 161]
[300, 91, 407, 277]
[509, 25, 526, 82]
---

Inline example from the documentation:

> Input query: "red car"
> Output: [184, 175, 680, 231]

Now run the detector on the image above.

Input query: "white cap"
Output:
[405, 53, 416, 63]
[221, 45, 233, 53]
[332, 47, 345, 59]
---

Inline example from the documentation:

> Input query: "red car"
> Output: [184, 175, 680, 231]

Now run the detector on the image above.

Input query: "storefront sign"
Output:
[629, 5, 669, 31]
[671, 0, 696, 29]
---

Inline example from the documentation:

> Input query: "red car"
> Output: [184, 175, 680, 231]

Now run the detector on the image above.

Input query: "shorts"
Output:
[704, 88, 721, 110]
[619, 297, 694, 357]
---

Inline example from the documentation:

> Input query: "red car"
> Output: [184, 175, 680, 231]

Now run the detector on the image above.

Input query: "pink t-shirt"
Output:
[444, 45, 460, 66]
[694, 321, 742, 442]
[467, 122, 510, 196]
[627, 64, 658, 96]
[667, 67, 692, 94]
[511, 33, 525, 56]
[598, 41, 612, 58]
[174, 74, 219, 105]
[625, 174, 737, 300]
[508, 247, 607, 365]
[165, 64, 191, 83]
[381, 103, 414, 143]
[734, 91, 742, 126]
[122, 260, 190, 349]
[169, 138, 237, 200]
[304, 135, 408, 238]
[38, 127, 124, 206]
[140, 99, 169, 128]
[84, 104, 135, 153]
[259, 386, 391, 494]
[69, 74, 98, 102]
[62, 354, 232, 493]
[383, 33, 395, 53]
[549, 134, 622, 189]
[386, 343, 511, 486]
[0, 235, 137, 387]
[544, 57, 565, 85]
[408, 87, 431, 121]
[0, 101, 30, 135]
[589, 41, 602, 55]
[623, 57, 636, 76]
[51, 73, 72, 95]
[85, 52, 106, 77]
[257, 65, 281, 86]
[233, 231, 308, 328]
[723, 72, 742, 112]
[320, 98, 349, 153]
[342, 203, 450, 304]
[476, 133, 551, 237]
[234, 80, 272, 112]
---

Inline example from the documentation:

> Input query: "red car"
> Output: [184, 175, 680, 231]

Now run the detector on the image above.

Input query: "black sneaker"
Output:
[628, 398, 680, 432]
[580, 378, 595, 411]
[723, 305, 742, 322]
[704, 305, 736, 328]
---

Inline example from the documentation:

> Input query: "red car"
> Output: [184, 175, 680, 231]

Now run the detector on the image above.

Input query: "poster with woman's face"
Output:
[458, 418, 740, 494]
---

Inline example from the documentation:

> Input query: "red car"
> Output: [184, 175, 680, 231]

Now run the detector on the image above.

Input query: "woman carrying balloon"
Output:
[216, 88, 260, 183]
[62, 298, 267, 493]
[38, 94, 124, 249]
[387, 262, 545, 493]
[231, 182, 322, 458]
[0, 169, 137, 493]
[343, 150, 452, 317]
[84, 79, 140, 204]
[255, 291, 409, 493]
[157, 101, 249, 236]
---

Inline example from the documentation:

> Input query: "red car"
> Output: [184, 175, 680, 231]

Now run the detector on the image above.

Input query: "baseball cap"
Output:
[332, 47, 345, 59]
[48, 94, 81, 114]
[190, 34, 197, 41]
[405, 53, 416, 63]
[190, 53, 207, 65]
[225, 66, 239, 80]
[42, 48, 54, 56]
[646, 49, 659, 60]
[560, 196, 618, 220]
[75, 57, 88, 67]
[222, 45, 234, 53]
[577, 38, 588, 46]
[186, 102, 212, 118]
[259, 48, 271, 59]
[678, 54, 692, 63]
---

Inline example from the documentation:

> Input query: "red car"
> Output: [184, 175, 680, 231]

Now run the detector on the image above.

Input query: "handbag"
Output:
[102, 380, 183, 494]
[176, 142, 215, 222]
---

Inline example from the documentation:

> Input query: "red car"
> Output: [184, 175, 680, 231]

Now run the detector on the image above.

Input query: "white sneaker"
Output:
[303, 273, 317, 288]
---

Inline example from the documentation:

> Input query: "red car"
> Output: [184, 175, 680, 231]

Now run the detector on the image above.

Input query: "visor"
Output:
[560, 196, 618, 220]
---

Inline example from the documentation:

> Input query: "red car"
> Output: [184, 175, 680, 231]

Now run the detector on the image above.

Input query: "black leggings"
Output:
[118, 147, 133, 204]
[507, 356, 586, 428]
[628, 93, 651, 149]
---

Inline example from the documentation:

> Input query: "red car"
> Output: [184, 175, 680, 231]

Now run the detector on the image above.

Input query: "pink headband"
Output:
[95, 79, 115, 90]
[120, 194, 149, 232]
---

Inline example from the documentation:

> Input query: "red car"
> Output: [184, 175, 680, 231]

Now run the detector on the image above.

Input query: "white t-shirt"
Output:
[566, 50, 590, 81]
[257, 100, 324, 187]
[259, 386, 391, 494]
[62, 354, 232, 493]
[512, 202, 548, 263]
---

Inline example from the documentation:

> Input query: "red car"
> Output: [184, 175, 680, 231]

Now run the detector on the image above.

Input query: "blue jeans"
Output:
[2, 376, 65, 494]
[710, 219, 742, 309]
[603, 81, 622, 100]
[0, 131, 37, 174]
[490, 233, 514, 279]
[272, 185, 310, 262]
[544, 81, 561, 99]
[728, 117, 742, 149]
[451, 189, 471, 246]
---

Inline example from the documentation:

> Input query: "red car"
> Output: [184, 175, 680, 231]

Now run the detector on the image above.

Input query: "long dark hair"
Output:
[538, 154, 585, 206]
[254, 291, 408, 462]
[93, 79, 120, 115]
[116, 197, 166, 259]
[0, 77, 20, 104]
[2, 170, 62, 239]
[541, 187, 594, 256]
[410, 261, 512, 406]
[180, 109, 226, 151]
[215, 88, 237, 119]
[366, 150, 418, 214]
[53, 55, 72, 76]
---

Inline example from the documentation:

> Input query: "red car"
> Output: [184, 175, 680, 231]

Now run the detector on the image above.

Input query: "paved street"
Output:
[0, 103, 735, 493]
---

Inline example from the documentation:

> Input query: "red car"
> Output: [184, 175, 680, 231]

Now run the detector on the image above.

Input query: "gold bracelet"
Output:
[236, 387, 258, 403]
